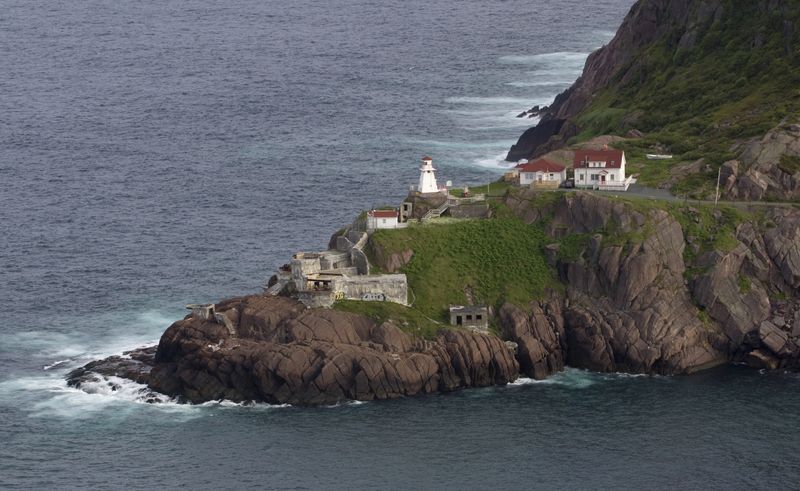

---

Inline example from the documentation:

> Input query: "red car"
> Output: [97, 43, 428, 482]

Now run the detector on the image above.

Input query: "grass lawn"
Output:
[368, 213, 557, 320]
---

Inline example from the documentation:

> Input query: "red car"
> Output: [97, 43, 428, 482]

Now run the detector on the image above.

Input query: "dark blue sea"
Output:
[2, 1, 800, 488]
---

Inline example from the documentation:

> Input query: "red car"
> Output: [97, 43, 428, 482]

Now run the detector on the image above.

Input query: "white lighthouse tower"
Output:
[418, 156, 440, 194]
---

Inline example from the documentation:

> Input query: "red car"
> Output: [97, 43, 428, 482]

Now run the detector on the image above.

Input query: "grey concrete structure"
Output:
[274, 228, 408, 308]
[333, 274, 408, 305]
[449, 305, 489, 331]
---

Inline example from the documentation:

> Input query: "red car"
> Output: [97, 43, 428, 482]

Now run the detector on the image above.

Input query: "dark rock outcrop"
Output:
[503, 189, 800, 375]
[722, 124, 800, 201]
[498, 298, 565, 379]
[73, 296, 519, 406]
[503, 190, 729, 374]
[507, 119, 567, 162]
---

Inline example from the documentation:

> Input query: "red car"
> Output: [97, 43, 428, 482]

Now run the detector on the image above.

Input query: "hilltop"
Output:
[507, 0, 800, 201]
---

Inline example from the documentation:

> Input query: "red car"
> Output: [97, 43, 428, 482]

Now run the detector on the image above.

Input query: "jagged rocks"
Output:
[506, 191, 729, 374]
[88, 295, 520, 406]
[723, 123, 800, 201]
[691, 246, 771, 345]
[498, 299, 565, 379]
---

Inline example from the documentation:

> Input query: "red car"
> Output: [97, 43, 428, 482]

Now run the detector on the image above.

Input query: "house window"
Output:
[381, 219, 386, 224]
[549, 173, 554, 179]
[610, 175, 615, 181]
[476, 314, 482, 321]
[466, 314, 473, 321]
[579, 174, 584, 181]
[591, 174, 599, 181]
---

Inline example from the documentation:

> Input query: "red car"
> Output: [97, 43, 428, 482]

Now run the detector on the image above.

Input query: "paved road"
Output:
[575, 183, 799, 209]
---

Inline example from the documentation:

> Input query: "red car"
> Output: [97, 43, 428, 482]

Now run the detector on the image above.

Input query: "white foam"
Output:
[0, 373, 292, 419]
[471, 151, 515, 169]
[498, 51, 589, 65]
[324, 399, 369, 408]
[42, 359, 71, 371]
[509, 367, 658, 389]
[199, 399, 291, 410]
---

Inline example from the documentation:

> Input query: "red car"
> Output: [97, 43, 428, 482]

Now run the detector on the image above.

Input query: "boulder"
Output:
[745, 349, 780, 370]
[759, 321, 795, 358]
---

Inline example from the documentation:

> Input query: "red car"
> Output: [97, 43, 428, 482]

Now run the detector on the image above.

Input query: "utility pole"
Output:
[714, 165, 722, 208]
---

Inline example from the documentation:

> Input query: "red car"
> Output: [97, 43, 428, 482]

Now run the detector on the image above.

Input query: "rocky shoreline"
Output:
[68, 191, 800, 406]
[68, 296, 519, 405]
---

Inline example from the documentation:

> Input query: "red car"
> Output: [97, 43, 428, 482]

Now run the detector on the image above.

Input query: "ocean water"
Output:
[2, 0, 799, 488]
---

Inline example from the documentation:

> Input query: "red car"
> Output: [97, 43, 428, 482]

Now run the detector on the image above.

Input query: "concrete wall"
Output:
[295, 291, 336, 309]
[367, 215, 399, 231]
[334, 274, 408, 305]
[449, 203, 490, 219]
[319, 250, 350, 270]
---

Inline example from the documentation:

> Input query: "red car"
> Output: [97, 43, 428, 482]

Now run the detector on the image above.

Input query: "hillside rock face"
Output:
[503, 190, 800, 374]
[722, 123, 800, 201]
[498, 298, 565, 380]
[506, 191, 728, 374]
[72, 295, 518, 406]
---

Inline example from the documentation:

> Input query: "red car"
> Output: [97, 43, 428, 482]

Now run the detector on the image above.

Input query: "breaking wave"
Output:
[510, 368, 656, 389]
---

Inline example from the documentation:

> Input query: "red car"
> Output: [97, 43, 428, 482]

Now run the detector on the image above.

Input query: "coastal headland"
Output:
[68, 188, 800, 405]
[68, 0, 800, 405]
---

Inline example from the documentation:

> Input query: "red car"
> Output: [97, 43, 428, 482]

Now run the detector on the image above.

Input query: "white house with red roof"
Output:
[517, 158, 567, 187]
[573, 148, 632, 190]
[367, 209, 400, 230]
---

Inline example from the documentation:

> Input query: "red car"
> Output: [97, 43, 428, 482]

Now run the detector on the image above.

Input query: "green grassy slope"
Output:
[573, 2, 800, 196]
[365, 215, 558, 321]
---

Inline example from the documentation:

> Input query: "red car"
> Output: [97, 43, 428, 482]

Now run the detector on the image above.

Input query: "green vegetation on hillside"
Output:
[599, 194, 749, 264]
[367, 214, 558, 320]
[333, 300, 443, 339]
[572, 2, 800, 197]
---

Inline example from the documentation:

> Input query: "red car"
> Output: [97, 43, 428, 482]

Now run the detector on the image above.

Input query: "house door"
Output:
[600, 175, 606, 184]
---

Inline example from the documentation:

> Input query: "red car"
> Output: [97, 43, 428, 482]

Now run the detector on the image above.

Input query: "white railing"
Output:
[576, 176, 636, 192]
[422, 202, 450, 221]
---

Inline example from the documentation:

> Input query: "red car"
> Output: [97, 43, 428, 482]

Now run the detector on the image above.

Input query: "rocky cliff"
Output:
[69, 295, 518, 405]
[507, 0, 800, 200]
[500, 190, 800, 377]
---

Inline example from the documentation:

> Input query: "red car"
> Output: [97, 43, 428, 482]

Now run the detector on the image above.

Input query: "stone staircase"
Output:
[421, 202, 449, 221]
